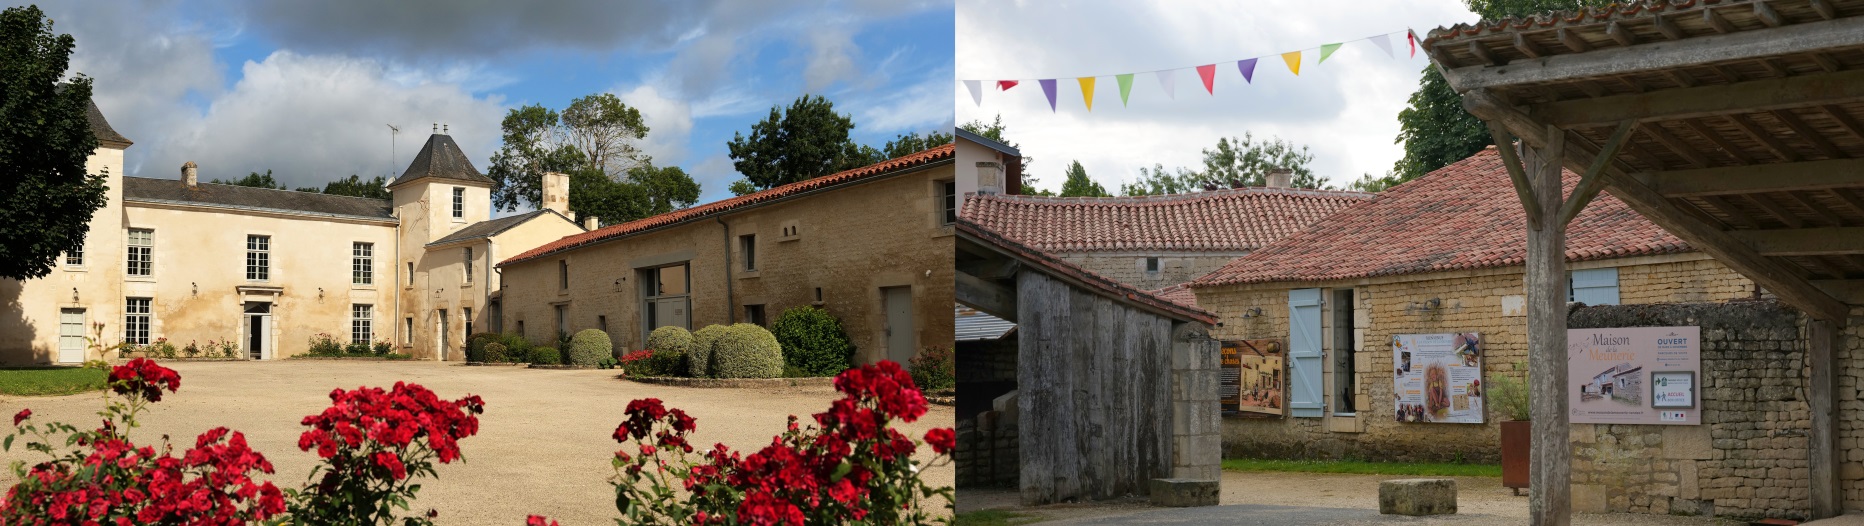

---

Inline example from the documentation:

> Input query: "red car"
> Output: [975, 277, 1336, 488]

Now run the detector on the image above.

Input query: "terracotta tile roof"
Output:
[959, 187, 1371, 253]
[1192, 147, 1693, 287]
[500, 143, 955, 267]
[958, 218, 1217, 325]
[1149, 283, 1200, 309]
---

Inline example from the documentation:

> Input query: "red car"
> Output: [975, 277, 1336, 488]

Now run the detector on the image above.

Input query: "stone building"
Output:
[494, 144, 957, 364]
[959, 183, 1370, 294]
[1189, 147, 1754, 462]
[0, 105, 582, 364]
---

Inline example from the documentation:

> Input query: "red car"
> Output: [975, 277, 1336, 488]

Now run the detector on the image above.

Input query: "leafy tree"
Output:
[487, 94, 698, 226]
[0, 6, 105, 280]
[726, 95, 864, 194]
[1199, 133, 1322, 189]
[1057, 160, 1109, 197]
[881, 130, 953, 158]
[1119, 163, 1204, 196]
[959, 115, 1051, 195]
[320, 175, 391, 199]
[211, 170, 287, 190]
[559, 93, 648, 175]
[1391, 0, 1610, 183]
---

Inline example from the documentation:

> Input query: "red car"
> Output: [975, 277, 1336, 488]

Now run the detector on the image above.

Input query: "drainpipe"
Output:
[718, 217, 735, 324]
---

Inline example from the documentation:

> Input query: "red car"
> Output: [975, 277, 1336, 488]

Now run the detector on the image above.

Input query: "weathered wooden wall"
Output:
[1016, 270, 1176, 505]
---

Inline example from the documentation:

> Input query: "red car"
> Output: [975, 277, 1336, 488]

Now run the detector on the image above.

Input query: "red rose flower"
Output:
[12, 408, 29, 426]
[924, 428, 955, 455]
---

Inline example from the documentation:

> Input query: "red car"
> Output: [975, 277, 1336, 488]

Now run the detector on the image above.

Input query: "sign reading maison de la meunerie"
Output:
[1567, 326, 1701, 426]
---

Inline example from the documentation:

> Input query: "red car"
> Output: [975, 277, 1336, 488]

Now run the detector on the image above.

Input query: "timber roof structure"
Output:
[1423, 0, 1864, 322]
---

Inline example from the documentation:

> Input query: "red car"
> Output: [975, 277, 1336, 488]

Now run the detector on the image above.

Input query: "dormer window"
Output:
[451, 188, 465, 219]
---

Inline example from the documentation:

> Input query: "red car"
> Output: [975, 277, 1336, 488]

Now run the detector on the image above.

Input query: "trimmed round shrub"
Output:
[530, 347, 562, 365]
[686, 324, 729, 378]
[771, 306, 856, 376]
[483, 343, 509, 363]
[646, 326, 695, 356]
[503, 334, 534, 362]
[568, 329, 613, 366]
[711, 323, 783, 379]
[466, 332, 500, 362]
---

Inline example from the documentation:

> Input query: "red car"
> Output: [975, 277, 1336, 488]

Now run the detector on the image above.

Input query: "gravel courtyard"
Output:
[0, 360, 954, 524]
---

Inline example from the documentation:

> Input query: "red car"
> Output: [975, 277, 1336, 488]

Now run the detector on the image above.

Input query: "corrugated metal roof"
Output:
[955, 305, 1016, 341]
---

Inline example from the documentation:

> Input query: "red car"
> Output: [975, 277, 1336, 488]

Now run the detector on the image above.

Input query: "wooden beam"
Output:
[1811, 52, 1843, 73]
[1663, 69, 1699, 89]
[1523, 125, 1572, 526]
[1441, 16, 1864, 93]
[1641, 158, 1864, 196]
[1728, 114, 1804, 163]
[1514, 33, 1547, 59]
[1556, 27, 1591, 53]
[1745, 193, 1807, 228]
[1728, 227, 1864, 255]
[1532, 68, 1864, 128]
[1829, 188, 1864, 216]
[1490, 124, 1544, 231]
[1467, 89, 1546, 148]
[1772, 110, 1846, 159]
[1811, 0, 1838, 20]
[956, 271, 1018, 322]
[1655, 14, 1685, 40]
[1785, 191, 1850, 226]
[1812, 278, 1864, 302]
[1821, 105, 1864, 142]
[1560, 120, 1638, 227]
[1759, 58, 1793, 78]
[1607, 21, 1638, 47]
[1694, 195, 1762, 229]
[1681, 118, 1754, 164]
[1468, 40, 1502, 66]
[1711, 64, 1745, 83]
[1754, 1, 1786, 28]
[1704, 7, 1737, 34]
[1642, 123, 1712, 168]
[1810, 318, 1842, 519]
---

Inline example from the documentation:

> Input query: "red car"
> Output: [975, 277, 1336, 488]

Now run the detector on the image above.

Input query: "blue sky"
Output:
[23, 0, 954, 207]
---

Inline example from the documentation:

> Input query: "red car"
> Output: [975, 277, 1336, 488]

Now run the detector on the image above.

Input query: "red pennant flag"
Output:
[1407, 31, 1416, 58]
[1196, 64, 1216, 95]
[998, 80, 1020, 91]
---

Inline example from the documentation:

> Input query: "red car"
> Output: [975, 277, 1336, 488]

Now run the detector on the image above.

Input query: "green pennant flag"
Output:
[1319, 42, 1343, 63]
[1116, 73, 1134, 106]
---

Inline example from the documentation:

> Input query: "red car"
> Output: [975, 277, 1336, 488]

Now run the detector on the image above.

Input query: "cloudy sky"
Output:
[956, 0, 1480, 192]
[23, 0, 953, 205]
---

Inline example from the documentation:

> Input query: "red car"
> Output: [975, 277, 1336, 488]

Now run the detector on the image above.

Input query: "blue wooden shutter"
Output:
[1568, 268, 1620, 305]
[1288, 288, 1324, 417]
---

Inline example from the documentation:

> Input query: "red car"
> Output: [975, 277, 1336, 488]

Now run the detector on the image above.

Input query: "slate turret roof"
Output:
[388, 133, 493, 188]
[122, 177, 395, 221]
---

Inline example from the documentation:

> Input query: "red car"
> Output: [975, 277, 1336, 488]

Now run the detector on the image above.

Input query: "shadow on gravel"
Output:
[1041, 503, 1490, 525]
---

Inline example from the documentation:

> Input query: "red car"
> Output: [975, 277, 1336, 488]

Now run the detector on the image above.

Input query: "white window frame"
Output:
[353, 242, 374, 285]
[451, 187, 465, 219]
[125, 298, 152, 345]
[351, 304, 373, 344]
[1567, 267, 1621, 306]
[65, 238, 84, 267]
[246, 235, 270, 282]
[126, 229, 154, 277]
[464, 247, 474, 284]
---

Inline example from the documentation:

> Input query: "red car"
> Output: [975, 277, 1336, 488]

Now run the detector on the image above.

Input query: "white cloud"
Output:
[847, 72, 957, 135]
[615, 83, 695, 164]
[955, 0, 1479, 193]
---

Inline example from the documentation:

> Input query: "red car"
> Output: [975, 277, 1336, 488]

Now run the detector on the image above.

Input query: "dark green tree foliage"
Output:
[881, 130, 954, 158]
[1389, 0, 1612, 185]
[771, 306, 856, 377]
[319, 175, 390, 199]
[1199, 133, 1322, 189]
[211, 170, 287, 190]
[487, 93, 699, 227]
[960, 115, 1049, 195]
[0, 6, 105, 279]
[726, 95, 863, 194]
[1119, 164, 1204, 196]
[1057, 160, 1110, 197]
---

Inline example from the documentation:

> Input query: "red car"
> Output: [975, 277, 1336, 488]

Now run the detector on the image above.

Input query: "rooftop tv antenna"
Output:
[386, 124, 401, 176]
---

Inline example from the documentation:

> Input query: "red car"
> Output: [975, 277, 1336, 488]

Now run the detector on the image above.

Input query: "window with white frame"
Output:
[125, 298, 151, 345]
[65, 239, 83, 266]
[126, 229, 153, 276]
[1567, 267, 1621, 305]
[246, 235, 270, 281]
[939, 180, 957, 225]
[464, 247, 474, 284]
[353, 243, 373, 285]
[351, 304, 373, 344]
[452, 187, 465, 219]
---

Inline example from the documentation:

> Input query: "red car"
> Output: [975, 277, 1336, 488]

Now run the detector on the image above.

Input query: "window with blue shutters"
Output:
[1288, 288, 1325, 418]
[1567, 267, 1620, 305]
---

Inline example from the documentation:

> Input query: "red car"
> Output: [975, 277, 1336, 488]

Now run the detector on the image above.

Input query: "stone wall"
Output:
[1055, 252, 1242, 292]
[1840, 306, 1864, 514]
[1196, 254, 1754, 463]
[956, 411, 1018, 488]
[1567, 301, 1810, 520]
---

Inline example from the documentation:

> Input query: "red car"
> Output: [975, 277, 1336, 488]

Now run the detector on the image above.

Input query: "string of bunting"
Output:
[963, 29, 1421, 112]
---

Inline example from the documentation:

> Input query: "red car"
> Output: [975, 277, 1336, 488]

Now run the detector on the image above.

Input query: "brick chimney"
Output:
[976, 161, 1003, 194]
[181, 161, 198, 187]
[1265, 168, 1293, 189]
[541, 172, 569, 214]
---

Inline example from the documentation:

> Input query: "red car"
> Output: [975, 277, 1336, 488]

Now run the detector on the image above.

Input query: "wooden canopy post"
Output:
[1523, 125, 1572, 526]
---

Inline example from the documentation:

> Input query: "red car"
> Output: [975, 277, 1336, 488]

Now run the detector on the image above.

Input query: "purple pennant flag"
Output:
[1237, 58, 1258, 83]
[1040, 79, 1058, 112]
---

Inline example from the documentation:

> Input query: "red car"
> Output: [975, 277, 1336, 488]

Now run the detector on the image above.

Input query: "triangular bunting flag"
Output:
[1077, 77, 1096, 111]
[1116, 73, 1134, 106]
[1407, 31, 1417, 57]
[964, 80, 983, 107]
[1039, 79, 1058, 112]
[1196, 64, 1216, 95]
[1237, 58, 1258, 83]
[1154, 69, 1176, 100]
[1319, 43, 1343, 63]
[1370, 33, 1395, 58]
[998, 80, 1019, 91]
[1281, 51, 1302, 75]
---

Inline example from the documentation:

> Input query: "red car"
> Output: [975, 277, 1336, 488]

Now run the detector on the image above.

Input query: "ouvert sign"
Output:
[1567, 326, 1702, 426]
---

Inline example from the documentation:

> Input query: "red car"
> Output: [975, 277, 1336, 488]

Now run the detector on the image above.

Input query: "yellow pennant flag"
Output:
[1281, 51, 1302, 76]
[1077, 77, 1097, 111]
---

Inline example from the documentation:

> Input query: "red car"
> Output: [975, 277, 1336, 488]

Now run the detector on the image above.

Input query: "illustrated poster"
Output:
[1392, 333, 1484, 424]
[1222, 339, 1284, 418]
[1568, 326, 1701, 425]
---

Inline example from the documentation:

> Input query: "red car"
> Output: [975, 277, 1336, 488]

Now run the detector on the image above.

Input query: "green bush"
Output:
[373, 341, 394, 356]
[307, 333, 343, 356]
[687, 325, 729, 377]
[772, 306, 856, 376]
[647, 326, 695, 355]
[909, 346, 955, 391]
[466, 332, 500, 362]
[151, 339, 178, 359]
[711, 324, 784, 379]
[567, 329, 613, 366]
[484, 343, 509, 363]
[530, 347, 562, 365]
[344, 341, 372, 356]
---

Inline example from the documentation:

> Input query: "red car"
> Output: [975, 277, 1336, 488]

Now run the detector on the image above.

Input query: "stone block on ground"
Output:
[1378, 478, 1457, 516]
[1148, 478, 1219, 507]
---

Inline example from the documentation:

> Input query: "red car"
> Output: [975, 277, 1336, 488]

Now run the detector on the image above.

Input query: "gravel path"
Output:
[961, 471, 1743, 525]
[0, 360, 953, 524]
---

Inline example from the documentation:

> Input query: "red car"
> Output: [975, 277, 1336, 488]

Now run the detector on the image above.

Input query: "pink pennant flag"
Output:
[1407, 31, 1417, 58]
[1370, 33, 1395, 58]
[1154, 69, 1177, 100]
[1196, 64, 1216, 95]
[1237, 58, 1258, 83]
[964, 80, 983, 107]
[1039, 79, 1058, 112]
[998, 80, 1019, 91]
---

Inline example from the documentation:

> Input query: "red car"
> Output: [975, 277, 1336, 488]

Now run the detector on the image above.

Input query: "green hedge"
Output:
[711, 324, 783, 379]
[771, 306, 856, 376]
[466, 332, 501, 362]
[530, 347, 562, 365]
[647, 326, 694, 355]
[484, 343, 509, 363]
[685, 325, 726, 377]
[567, 329, 612, 366]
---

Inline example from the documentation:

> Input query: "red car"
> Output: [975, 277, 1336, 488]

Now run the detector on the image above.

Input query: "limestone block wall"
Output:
[1836, 306, 1864, 514]
[1171, 325, 1223, 482]
[1056, 252, 1242, 292]
[956, 411, 1019, 488]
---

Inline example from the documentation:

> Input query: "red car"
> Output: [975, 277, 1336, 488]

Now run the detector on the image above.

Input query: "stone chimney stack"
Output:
[582, 215, 599, 230]
[181, 161, 198, 187]
[976, 161, 1003, 194]
[1265, 168, 1293, 189]
[541, 172, 570, 214]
